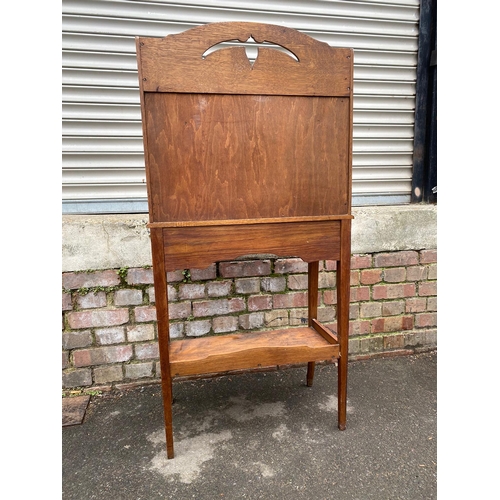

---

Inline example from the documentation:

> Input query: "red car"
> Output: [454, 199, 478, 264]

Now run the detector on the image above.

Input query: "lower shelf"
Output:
[169, 326, 339, 377]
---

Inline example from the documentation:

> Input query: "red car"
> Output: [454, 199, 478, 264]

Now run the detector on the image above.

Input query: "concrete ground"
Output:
[62, 351, 437, 500]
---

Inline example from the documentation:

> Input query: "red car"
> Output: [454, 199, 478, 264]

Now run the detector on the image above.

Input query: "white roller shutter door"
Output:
[62, 0, 420, 214]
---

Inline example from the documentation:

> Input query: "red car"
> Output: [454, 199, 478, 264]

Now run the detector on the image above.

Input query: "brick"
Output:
[190, 264, 217, 281]
[76, 291, 107, 309]
[348, 338, 360, 354]
[406, 266, 427, 282]
[349, 303, 359, 319]
[404, 331, 426, 347]
[273, 292, 307, 309]
[323, 289, 336, 305]
[406, 298, 427, 313]
[402, 316, 414, 330]
[168, 285, 178, 302]
[265, 310, 289, 328]
[348, 320, 371, 336]
[235, 278, 260, 294]
[62, 369, 92, 388]
[382, 300, 405, 317]
[427, 297, 437, 311]
[288, 275, 308, 290]
[371, 316, 413, 333]
[415, 312, 437, 328]
[169, 302, 191, 320]
[185, 320, 212, 337]
[372, 284, 416, 300]
[95, 327, 126, 345]
[126, 268, 153, 285]
[290, 309, 309, 326]
[274, 258, 308, 274]
[169, 322, 184, 338]
[134, 305, 157, 323]
[207, 281, 232, 297]
[350, 287, 370, 302]
[167, 270, 184, 282]
[424, 329, 437, 345]
[374, 251, 419, 268]
[62, 330, 92, 349]
[62, 351, 69, 369]
[324, 260, 337, 271]
[114, 289, 143, 306]
[319, 272, 336, 289]
[193, 298, 245, 317]
[371, 318, 384, 334]
[360, 269, 382, 285]
[179, 283, 206, 300]
[62, 293, 73, 311]
[369, 336, 384, 352]
[93, 365, 123, 384]
[384, 316, 405, 332]
[239, 312, 265, 330]
[127, 324, 155, 342]
[420, 249, 437, 264]
[351, 255, 372, 269]
[359, 337, 371, 353]
[360, 302, 382, 318]
[383, 334, 405, 350]
[427, 264, 437, 280]
[67, 309, 129, 329]
[219, 260, 271, 278]
[350, 270, 360, 286]
[125, 362, 153, 379]
[419, 282, 437, 297]
[213, 316, 238, 333]
[385, 316, 403, 332]
[261, 277, 286, 293]
[135, 342, 159, 359]
[248, 295, 272, 311]
[379, 316, 414, 333]
[73, 345, 133, 367]
[383, 268, 406, 283]
[318, 307, 336, 323]
[62, 270, 120, 290]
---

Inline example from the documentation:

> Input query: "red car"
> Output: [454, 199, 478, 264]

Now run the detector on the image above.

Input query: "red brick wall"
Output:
[62, 250, 437, 390]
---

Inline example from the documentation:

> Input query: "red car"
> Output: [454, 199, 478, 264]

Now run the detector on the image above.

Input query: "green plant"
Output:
[118, 267, 129, 280]
[62, 388, 103, 398]
[76, 285, 118, 296]
[85, 389, 103, 397]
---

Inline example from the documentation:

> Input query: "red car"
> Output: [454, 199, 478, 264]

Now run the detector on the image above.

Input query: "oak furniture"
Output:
[136, 21, 353, 459]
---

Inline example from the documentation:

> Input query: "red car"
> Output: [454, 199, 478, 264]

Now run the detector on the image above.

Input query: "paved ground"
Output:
[62, 351, 437, 499]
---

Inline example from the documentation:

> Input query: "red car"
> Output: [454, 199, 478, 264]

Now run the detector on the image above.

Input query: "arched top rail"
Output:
[136, 22, 353, 96]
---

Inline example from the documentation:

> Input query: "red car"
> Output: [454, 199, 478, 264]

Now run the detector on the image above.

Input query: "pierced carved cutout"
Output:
[202, 36, 299, 66]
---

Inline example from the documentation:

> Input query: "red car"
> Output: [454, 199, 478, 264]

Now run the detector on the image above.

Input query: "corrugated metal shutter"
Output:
[62, 0, 420, 214]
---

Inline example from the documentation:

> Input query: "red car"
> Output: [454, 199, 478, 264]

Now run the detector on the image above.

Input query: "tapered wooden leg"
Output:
[307, 261, 319, 387]
[337, 220, 351, 430]
[306, 362, 315, 387]
[160, 369, 174, 459]
[150, 228, 175, 458]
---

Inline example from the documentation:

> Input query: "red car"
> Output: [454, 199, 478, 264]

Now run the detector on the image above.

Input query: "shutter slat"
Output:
[62, 0, 419, 212]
